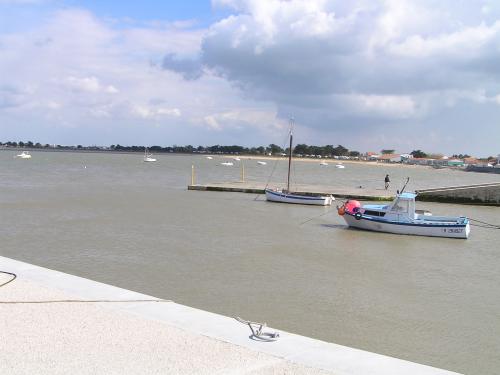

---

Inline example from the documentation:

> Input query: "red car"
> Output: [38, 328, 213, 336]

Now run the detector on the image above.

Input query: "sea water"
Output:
[1, 150, 499, 375]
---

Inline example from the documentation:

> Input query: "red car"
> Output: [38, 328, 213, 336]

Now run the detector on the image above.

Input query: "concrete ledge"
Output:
[0, 256, 461, 375]
[188, 184, 393, 201]
[416, 183, 500, 205]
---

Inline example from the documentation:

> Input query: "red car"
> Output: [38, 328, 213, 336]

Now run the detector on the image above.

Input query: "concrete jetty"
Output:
[416, 182, 500, 205]
[0, 255, 461, 375]
[188, 182, 394, 201]
[189, 181, 500, 205]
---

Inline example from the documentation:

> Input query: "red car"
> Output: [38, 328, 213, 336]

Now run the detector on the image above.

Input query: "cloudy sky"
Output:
[1, 0, 500, 156]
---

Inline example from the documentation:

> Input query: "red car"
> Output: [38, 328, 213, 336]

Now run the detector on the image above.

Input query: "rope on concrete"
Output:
[0, 299, 172, 304]
[0, 270, 172, 304]
[235, 316, 280, 342]
[0, 270, 17, 288]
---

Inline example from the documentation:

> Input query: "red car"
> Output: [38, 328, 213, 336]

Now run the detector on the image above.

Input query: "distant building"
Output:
[463, 157, 479, 165]
[376, 154, 401, 163]
[364, 152, 380, 161]
[406, 157, 436, 166]
[447, 159, 465, 167]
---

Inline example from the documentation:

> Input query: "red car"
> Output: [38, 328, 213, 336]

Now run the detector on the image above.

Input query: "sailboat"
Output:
[15, 151, 32, 159]
[143, 147, 157, 162]
[265, 119, 334, 206]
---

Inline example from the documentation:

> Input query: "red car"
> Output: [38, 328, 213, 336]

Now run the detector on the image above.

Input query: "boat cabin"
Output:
[361, 192, 417, 222]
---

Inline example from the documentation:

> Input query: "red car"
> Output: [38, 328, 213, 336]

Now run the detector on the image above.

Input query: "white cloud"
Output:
[65, 76, 118, 94]
[339, 94, 417, 119]
[0, 7, 279, 147]
[2, 1, 500, 154]
[388, 22, 500, 59]
[131, 105, 181, 119]
[201, 108, 281, 132]
[196, 0, 500, 154]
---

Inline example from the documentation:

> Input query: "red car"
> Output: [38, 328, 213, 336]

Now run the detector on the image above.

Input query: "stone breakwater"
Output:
[416, 182, 500, 205]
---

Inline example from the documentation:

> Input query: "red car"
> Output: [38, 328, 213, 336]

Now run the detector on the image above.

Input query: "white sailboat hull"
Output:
[265, 189, 333, 206]
[342, 212, 470, 239]
[15, 152, 31, 159]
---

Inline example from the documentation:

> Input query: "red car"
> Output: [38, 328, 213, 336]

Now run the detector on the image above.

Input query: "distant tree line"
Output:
[0, 140, 359, 157]
[112, 143, 360, 156]
[4, 140, 490, 159]
[0, 141, 94, 150]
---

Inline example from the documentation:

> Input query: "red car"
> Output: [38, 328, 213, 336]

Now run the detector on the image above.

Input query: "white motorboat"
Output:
[15, 151, 32, 159]
[319, 162, 328, 166]
[206, 156, 213, 160]
[221, 162, 234, 166]
[335, 163, 345, 169]
[143, 148, 156, 162]
[257, 161, 267, 165]
[338, 191, 470, 239]
[265, 118, 334, 206]
[233, 157, 241, 161]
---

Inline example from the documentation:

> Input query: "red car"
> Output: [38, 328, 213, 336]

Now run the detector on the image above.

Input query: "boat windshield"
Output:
[391, 199, 409, 213]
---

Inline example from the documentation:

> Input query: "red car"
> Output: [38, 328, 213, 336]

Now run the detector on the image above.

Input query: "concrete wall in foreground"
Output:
[0, 255, 461, 375]
[416, 183, 500, 205]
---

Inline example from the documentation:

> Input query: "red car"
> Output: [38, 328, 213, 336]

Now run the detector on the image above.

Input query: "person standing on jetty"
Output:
[384, 174, 390, 190]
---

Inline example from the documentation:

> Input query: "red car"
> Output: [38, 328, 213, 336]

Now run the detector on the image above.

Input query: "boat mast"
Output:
[287, 118, 293, 193]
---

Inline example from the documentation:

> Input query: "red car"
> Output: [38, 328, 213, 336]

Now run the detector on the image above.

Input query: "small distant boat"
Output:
[257, 161, 267, 165]
[337, 180, 470, 239]
[206, 156, 213, 160]
[15, 151, 32, 159]
[143, 148, 156, 162]
[233, 157, 241, 161]
[221, 162, 234, 166]
[335, 163, 345, 169]
[319, 162, 328, 166]
[265, 119, 334, 206]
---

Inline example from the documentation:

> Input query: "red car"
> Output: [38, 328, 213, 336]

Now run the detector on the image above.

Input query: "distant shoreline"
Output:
[0, 147, 435, 169]
[0, 147, 427, 168]
[221, 154, 423, 168]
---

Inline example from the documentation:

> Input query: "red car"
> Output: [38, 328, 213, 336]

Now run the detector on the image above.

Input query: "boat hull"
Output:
[342, 212, 470, 239]
[265, 189, 333, 206]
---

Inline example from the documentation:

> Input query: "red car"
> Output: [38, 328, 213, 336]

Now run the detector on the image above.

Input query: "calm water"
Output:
[1, 150, 500, 375]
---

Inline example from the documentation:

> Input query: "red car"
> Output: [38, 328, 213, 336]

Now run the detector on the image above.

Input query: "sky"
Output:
[1, 0, 500, 156]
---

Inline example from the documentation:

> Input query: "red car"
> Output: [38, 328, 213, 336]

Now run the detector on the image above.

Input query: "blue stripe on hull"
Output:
[344, 212, 467, 228]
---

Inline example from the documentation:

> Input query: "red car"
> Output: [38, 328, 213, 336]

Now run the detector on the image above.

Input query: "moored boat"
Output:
[143, 147, 156, 162]
[265, 188, 334, 205]
[265, 118, 334, 206]
[338, 192, 470, 239]
[15, 151, 32, 159]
